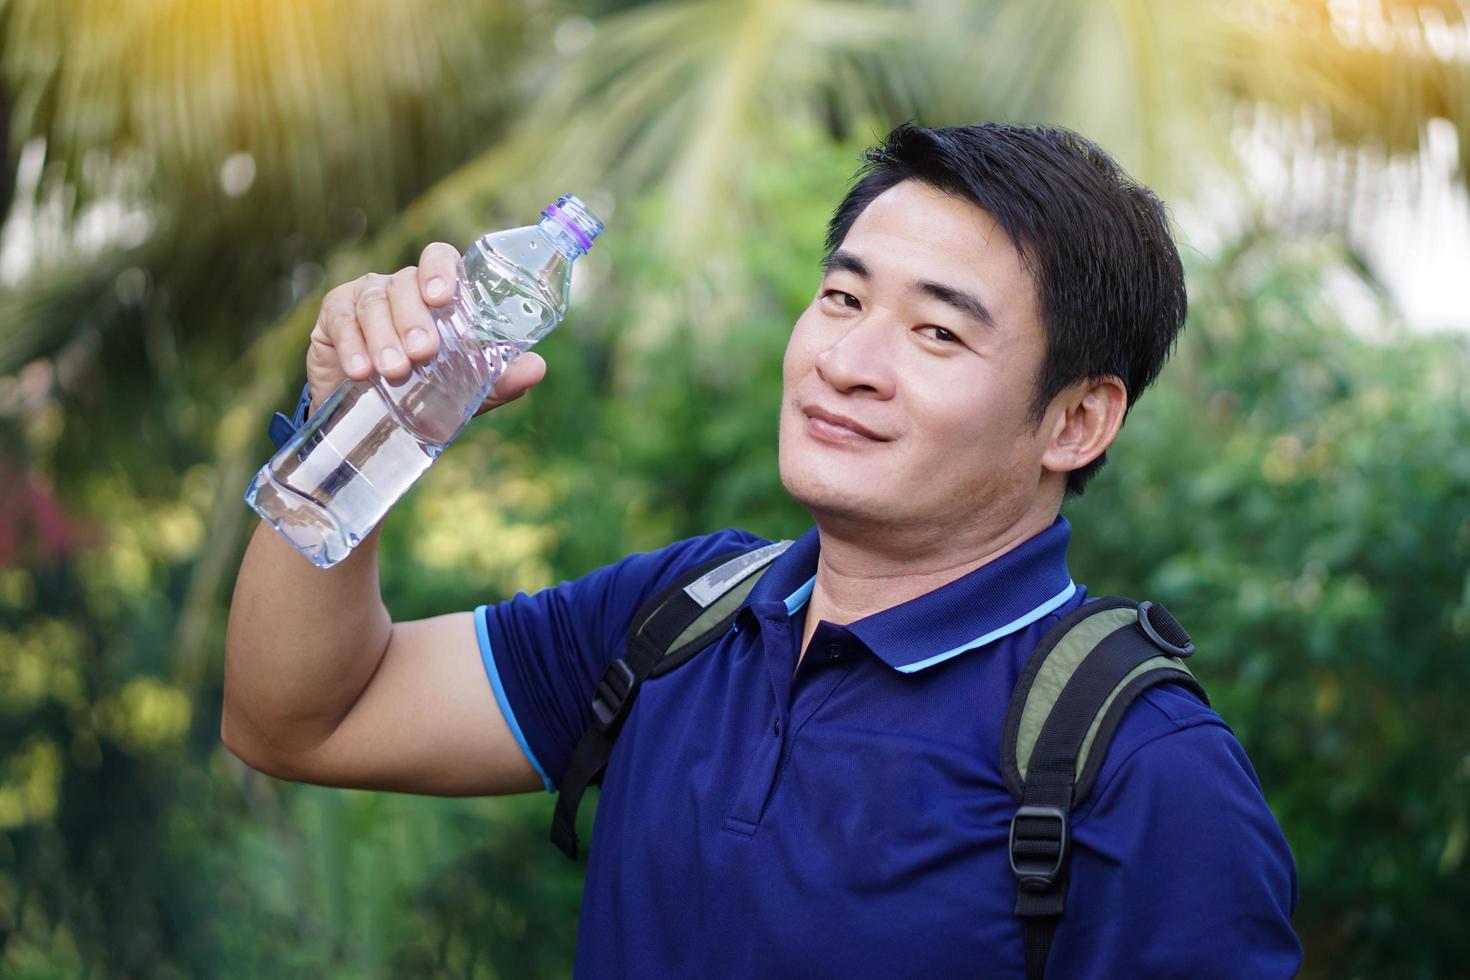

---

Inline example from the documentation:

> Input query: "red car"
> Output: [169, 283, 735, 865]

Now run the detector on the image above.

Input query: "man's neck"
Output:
[796, 506, 1059, 670]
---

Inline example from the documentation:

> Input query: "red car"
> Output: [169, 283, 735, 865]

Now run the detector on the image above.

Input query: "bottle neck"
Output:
[537, 213, 591, 261]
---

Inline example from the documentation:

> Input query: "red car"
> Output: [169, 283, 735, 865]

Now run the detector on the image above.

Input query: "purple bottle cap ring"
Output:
[543, 203, 595, 252]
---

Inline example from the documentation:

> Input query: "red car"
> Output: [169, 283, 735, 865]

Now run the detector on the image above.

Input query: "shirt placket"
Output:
[723, 608, 855, 836]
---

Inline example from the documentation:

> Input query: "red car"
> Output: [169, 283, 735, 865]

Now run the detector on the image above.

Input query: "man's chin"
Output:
[780, 471, 889, 527]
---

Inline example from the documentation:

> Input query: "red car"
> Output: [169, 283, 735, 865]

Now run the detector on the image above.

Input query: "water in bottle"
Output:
[245, 194, 604, 568]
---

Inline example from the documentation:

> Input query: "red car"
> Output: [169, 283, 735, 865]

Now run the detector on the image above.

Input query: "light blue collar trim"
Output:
[784, 576, 816, 615]
[892, 580, 1077, 674]
[731, 575, 815, 634]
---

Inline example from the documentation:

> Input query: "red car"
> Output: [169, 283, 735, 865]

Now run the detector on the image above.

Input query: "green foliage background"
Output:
[2, 1, 1468, 977]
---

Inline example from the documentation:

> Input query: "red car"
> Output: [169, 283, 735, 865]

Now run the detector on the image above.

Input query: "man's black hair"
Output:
[825, 122, 1188, 497]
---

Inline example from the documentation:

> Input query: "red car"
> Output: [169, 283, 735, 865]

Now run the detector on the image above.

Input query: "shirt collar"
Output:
[741, 517, 1076, 673]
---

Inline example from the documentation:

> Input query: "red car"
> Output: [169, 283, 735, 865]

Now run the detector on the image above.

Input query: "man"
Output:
[225, 123, 1302, 976]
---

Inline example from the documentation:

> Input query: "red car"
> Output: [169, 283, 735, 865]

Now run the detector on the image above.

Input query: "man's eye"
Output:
[821, 290, 860, 310]
[919, 325, 961, 343]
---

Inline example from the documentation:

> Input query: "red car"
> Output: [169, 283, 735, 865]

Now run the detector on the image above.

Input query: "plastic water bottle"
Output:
[244, 194, 604, 568]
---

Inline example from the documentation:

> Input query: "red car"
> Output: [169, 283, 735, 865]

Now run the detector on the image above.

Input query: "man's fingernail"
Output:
[380, 348, 405, 370]
[348, 354, 370, 374]
[426, 278, 446, 299]
[406, 329, 429, 352]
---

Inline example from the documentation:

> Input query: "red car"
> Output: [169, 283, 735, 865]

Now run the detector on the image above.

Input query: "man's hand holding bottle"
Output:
[304, 240, 547, 419]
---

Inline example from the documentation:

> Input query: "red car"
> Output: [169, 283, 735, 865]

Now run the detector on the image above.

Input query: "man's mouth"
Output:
[801, 405, 890, 443]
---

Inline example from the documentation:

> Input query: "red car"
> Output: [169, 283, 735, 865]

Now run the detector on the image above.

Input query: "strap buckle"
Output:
[1137, 600, 1195, 658]
[590, 658, 638, 733]
[1009, 804, 1069, 892]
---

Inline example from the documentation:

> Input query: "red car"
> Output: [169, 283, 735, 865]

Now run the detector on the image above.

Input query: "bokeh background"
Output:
[1, 0, 1468, 976]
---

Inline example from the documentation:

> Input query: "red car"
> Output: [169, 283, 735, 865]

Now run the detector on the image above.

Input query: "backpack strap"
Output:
[549, 540, 792, 859]
[1000, 597, 1208, 980]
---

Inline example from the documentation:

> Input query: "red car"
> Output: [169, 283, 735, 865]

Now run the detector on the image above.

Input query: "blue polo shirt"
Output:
[473, 518, 1302, 977]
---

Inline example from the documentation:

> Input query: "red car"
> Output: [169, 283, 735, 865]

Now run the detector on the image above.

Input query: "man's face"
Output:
[778, 179, 1055, 536]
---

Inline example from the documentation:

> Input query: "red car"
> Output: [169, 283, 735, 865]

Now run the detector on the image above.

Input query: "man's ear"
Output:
[1040, 376, 1128, 477]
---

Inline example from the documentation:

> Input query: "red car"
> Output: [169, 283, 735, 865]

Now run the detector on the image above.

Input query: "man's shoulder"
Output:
[1022, 593, 1251, 820]
[1075, 677, 1256, 823]
[1011, 593, 1240, 816]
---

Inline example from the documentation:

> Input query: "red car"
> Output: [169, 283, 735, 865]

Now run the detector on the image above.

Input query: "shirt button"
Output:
[826, 642, 843, 661]
[772, 717, 781, 737]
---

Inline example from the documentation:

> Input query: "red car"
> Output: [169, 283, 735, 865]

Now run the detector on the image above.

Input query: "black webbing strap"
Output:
[1010, 604, 1205, 979]
[548, 631, 666, 860]
[549, 543, 788, 859]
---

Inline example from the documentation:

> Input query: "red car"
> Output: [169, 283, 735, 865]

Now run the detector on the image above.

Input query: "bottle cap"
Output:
[541, 194, 604, 256]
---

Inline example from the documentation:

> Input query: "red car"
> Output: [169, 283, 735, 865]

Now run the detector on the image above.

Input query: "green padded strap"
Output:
[1014, 609, 1197, 784]
[648, 541, 792, 678]
[667, 571, 767, 652]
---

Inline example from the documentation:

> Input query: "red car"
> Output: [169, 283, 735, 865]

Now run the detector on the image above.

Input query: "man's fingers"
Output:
[474, 352, 547, 416]
[319, 284, 374, 380]
[418, 242, 462, 306]
[388, 267, 440, 362]
[354, 275, 411, 382]
[308, 247, 506, 417]
[489, 352, 547, 404]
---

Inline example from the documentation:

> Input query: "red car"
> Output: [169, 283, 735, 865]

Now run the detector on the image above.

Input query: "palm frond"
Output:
[457, 0, 916, 242]
[0, 0, 534, 372]
[1209, 1, 1470, 185]
[0, 0, 529, 231]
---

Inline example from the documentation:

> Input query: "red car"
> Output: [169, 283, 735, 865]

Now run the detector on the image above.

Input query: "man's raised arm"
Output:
[221, 243, 547, 797]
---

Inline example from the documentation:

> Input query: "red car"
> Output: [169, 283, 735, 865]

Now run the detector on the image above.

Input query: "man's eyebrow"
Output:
[916, 280, 994, 329]
[822, 250, 994, 329]
[820, 249, 870, 279]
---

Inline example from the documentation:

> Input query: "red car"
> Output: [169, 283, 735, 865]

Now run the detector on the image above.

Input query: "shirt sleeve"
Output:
[1044, 688, 1303, 978]
[473, 528, 770, 792]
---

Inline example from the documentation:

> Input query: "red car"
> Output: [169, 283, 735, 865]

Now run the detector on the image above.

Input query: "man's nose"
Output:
[815, 316, 897, 398]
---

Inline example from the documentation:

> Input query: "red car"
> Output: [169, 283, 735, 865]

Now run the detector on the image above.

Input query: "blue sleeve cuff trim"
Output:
[474, 604, 556, 793]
